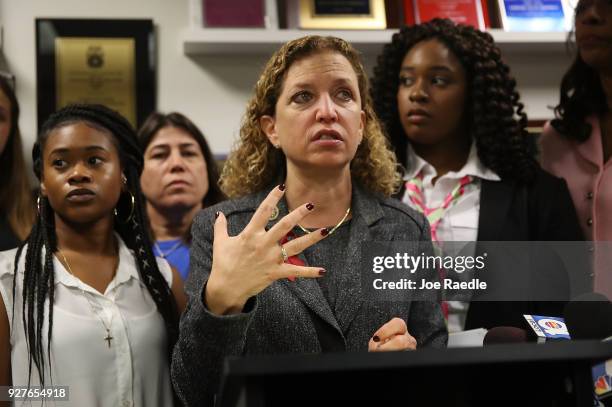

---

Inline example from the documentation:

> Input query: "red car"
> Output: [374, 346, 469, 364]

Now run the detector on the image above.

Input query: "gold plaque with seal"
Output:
[55, 37, 136, 127]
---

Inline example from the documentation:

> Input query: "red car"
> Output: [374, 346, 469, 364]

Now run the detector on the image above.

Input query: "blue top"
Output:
[153, 239, 190, 281]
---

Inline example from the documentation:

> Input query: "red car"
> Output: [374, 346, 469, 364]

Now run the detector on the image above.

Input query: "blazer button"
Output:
[586, 192, 594, 199]
[587, 218, 593, 226]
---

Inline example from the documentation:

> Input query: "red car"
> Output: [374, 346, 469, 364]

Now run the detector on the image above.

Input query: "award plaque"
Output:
[407, 0, 490, 29]
[497, 0, 574, 31]
[297, 0, 387, 29]
[36, 19, 155, 130]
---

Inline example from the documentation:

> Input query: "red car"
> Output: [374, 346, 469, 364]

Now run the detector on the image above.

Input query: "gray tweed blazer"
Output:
[171, 183, 447, 406]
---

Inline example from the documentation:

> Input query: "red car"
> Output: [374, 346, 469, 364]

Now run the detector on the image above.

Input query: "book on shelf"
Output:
[497, 0, 574, 32]
[404, 0, 492, 29]
[203, 0, 266, 28]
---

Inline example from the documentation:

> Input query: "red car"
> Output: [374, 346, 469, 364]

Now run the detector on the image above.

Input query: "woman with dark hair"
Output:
[0, 104, 185, 406]
[371, 19, 583, 331]
[0, 74, 35, 250]
[540, 0, 612, 299]
[139, 112, 224, 280]
[172, 35, 446, 406]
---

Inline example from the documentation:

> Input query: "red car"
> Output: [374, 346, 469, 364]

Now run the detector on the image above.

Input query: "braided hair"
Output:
[371, 18, 537, 183]
[14, 104, 179, 386]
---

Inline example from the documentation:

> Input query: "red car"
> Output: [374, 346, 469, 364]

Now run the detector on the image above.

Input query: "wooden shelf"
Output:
[182, 28, 570, 56]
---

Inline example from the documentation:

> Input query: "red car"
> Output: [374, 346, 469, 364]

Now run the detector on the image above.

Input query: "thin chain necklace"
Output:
[57, 251, 117, 348]
[296, 207, 351, 235]
[153, 239, 184, 259]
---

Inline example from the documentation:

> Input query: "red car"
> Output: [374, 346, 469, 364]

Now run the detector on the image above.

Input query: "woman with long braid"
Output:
[0, 104, 185, 406]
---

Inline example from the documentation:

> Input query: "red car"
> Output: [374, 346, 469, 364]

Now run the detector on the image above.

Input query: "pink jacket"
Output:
[540, 116, 612, 298]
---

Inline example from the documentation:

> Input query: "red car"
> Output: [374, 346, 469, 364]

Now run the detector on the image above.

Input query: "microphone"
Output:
[523, 315, 571, 342]
[563, 293, 612, 340]
[483, 326, 529, 346]
[563, 293, 612, 406]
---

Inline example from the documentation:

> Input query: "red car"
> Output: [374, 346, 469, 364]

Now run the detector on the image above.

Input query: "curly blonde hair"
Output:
[220, 35, 401, 198]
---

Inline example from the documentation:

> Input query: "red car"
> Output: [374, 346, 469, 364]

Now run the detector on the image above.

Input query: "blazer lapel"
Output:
[575, 115, 603, 169]
[334, 184, 384, 332]
[267, 197, 342, 334]
[476, 180, 514, 242]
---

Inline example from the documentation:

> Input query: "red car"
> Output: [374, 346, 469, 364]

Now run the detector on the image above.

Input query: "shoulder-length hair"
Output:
[220, 35, 401, 198]
[138, 111, 225, 207]
[551, 2, 608, 142]
[0, 75, 35, 239]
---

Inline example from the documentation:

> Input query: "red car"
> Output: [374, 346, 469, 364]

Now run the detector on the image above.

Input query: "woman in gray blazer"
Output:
[171, 35, 447, 406]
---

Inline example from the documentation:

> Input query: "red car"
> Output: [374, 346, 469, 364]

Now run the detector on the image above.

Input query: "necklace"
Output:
[153, 239, 184, 259]
[57, 251, 117, 348]
[296, 207, 351, 236]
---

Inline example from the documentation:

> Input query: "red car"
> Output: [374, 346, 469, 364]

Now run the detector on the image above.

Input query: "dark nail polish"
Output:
[215, 211, 220, 219]
[320, 228, 329, 236]
[279, 184, 286, 191]
[373, 335, 380, 343]
[306, 203, 314, 211]
[318, 269, 326, 276]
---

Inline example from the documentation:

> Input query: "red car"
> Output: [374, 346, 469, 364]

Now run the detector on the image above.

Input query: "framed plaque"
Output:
[297, 0, 387, 29]
[497, 0, 574, 31]
[406, 0, 491, 29]
[36, 19, 155, 130]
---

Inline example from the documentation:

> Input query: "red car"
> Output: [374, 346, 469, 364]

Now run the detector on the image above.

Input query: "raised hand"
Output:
[368, 317, 417, 352]
[205, 185, 328, 315]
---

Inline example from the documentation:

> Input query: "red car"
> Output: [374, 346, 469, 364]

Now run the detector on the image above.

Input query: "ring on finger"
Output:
[295, 268, 300, 279]
[280, 244, 289, 263]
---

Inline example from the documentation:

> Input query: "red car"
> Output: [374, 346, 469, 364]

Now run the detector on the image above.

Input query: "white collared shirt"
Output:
[402, 144, 501, 332]
[0, 235, 174, 407]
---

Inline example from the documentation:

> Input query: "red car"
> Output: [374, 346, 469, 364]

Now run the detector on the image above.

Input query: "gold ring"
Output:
[280, 245, 288, 262]
[269, 206, 279, 221]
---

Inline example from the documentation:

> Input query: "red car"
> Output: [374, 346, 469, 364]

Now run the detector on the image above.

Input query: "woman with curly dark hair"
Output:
[371, 19, 584, 332]
[540, 0, 612, 299]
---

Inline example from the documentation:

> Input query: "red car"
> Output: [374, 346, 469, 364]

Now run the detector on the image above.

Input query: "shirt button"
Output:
[587, 218, 593, 226]
[586, 192, 594, 199]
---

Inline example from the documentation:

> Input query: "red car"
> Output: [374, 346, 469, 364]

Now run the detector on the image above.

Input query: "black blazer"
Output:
[397, 167, 585, 330]
[467, 168, 586, 329]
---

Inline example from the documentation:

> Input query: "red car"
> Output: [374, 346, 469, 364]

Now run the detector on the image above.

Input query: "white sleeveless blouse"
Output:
[0, 236, 174, 407]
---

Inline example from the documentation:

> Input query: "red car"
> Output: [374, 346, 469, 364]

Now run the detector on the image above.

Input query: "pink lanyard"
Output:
[405, 172, 474, 319]
[405, 172, 473, 243]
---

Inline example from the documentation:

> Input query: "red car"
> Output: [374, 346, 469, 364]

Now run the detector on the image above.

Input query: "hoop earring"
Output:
[37, 195, 54, 227]
[114, 191, 135, 224]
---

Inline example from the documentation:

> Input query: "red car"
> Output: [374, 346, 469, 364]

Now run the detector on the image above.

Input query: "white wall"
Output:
[0, 0, 574, 170]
